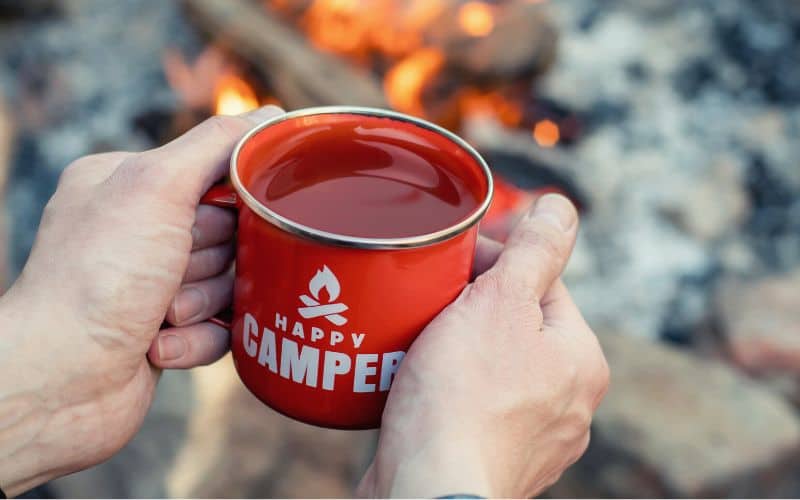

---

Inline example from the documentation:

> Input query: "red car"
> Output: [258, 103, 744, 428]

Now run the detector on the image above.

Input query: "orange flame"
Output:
[384, 48, 445, 117]
[303, 0, 446, 60]
[458, 2, 495, 37]
[214, 74, 259, 116]
[533, 119, 560, 147]
[303, 0, 367, 57]
[459, 89, 522, 127]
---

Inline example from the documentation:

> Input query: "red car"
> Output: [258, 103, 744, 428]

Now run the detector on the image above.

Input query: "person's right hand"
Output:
[358, 194, 609, 498]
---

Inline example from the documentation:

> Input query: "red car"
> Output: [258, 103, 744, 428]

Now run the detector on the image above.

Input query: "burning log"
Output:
[462, 117, 588, 209]
[437, 1, 558, 83]
[183, 0, 389, 109]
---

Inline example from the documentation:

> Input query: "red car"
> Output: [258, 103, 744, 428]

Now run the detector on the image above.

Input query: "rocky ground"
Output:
[2, 0, 799, 498]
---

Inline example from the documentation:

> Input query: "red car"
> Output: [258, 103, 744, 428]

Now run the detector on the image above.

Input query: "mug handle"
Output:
[199, 182, 239, 330]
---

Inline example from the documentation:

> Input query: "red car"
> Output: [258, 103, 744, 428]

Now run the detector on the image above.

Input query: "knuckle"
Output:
[596, 353, 611, 395]
[577, 431, 591, 457]
[58, 152, 133, 190]
[517, 222, 567, 267]
[574, 406, 593, 433]
[472, 269, 532, 308]
[583, 336, 611, 398]
[558, 407, 592, 443]
[205, 114, 250, 142]
[567, 432, 592, 466]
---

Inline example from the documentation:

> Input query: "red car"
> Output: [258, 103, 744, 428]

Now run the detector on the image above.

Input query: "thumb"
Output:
[111, 105, 284, 203]
[478, 194, 578, 303]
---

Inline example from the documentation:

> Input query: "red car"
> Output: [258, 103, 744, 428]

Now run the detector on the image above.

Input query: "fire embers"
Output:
[241, 312, 405, 393]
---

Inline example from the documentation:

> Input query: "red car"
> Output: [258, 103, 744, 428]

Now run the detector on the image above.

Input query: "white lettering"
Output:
[353, 353, 378, 392]
[279, 338, 319, 387]
[291, 321, 305, 339]
[379, 351, 405, 391]
[322, 351, 351, 390]
[311, 327, 324, 342]
[330, 330, 344, 347]
[275, 313, 287, 332]
[351, 333, 366, 349]
[243, 313, 259, 357]
[257, 327, 278, 373]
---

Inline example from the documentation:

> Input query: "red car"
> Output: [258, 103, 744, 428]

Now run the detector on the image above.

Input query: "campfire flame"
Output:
[214, 73, 260, 115]
[458, 1, 495, 37]
[266, 0, 541, 128]
[459, 89, 522, 127]
[384, 48, 445, 117]
[309, 265, 341, 303]
[533, 119, 560, 147]
[300, 0, 446, 59]
[163, 45, 277, 116]
[165, 1, 571, 154]
[303, 0, 368, 57]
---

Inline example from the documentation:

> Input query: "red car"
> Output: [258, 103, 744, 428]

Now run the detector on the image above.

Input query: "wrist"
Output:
[0, 287, 61, 497]
[373, 433, 496, 498]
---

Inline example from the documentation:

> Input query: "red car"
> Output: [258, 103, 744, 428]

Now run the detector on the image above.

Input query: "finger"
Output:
[184, 242, 235, 282]
[482, 194, 578, 303]
[166, 271, 234, 326]
[147, 322, 230, 369]
[112, 105, 284, 204]
[192, 204, 237, 250]
[471, 235, 503, 280]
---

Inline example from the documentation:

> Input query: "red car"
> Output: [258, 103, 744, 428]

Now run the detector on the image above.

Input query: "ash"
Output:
[0, 1, 194, 277]
[531, 0, 799, 342]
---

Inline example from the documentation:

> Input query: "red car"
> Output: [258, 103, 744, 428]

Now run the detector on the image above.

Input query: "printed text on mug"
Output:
[241, 312, 405, 393]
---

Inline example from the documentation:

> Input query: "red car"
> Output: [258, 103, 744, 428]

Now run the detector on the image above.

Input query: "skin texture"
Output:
[358, 198, 609, 498]
[0, 106, 608, 498]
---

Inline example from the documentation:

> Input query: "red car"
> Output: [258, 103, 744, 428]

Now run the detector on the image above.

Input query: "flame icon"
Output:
[298, 265, 348, 326]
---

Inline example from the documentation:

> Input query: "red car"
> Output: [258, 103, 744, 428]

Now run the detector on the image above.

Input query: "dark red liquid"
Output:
[248, 119, 482, 238]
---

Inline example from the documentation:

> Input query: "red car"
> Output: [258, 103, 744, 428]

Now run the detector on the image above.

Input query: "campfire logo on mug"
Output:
[298, 265, 349, 326]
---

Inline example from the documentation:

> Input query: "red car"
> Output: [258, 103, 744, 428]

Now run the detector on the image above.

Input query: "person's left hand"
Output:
[0, 106, 282, 496]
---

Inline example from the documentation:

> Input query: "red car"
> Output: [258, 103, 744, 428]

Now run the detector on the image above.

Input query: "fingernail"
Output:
[157, 335, 186, 362]
[241, 105, 284, 124]
[173, 287, 207, 324]
[529, 193, 577, 232]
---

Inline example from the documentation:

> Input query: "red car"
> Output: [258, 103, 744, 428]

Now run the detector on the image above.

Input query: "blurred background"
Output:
[1, 0, 799, 497]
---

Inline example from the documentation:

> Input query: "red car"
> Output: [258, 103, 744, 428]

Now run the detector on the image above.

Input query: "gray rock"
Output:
[715, 268, 800, 399]
[549, 332, 800, 498]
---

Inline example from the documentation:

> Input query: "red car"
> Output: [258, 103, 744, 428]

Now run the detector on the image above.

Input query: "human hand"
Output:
[0, 106, 283, 496]
[358, 194, 609, 498]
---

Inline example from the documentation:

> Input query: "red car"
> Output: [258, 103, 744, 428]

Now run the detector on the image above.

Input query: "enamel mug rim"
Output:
[229, 106, 494, 250]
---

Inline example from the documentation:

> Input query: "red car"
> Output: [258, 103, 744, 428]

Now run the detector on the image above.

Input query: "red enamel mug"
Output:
[202, 107, 493, 429]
